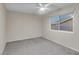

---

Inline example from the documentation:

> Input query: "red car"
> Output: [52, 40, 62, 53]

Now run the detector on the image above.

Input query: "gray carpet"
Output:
[3, 37, 79, 55]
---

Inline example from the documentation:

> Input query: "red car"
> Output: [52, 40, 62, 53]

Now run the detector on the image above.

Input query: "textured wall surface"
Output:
[6, 11, 42, 42]
[0, 4, 6, 54]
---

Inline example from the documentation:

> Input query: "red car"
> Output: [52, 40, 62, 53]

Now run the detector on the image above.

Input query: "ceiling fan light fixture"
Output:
[40, 7, 45, 11]
[39, 7, 48, 11]
[38, 7, 49, 14]
[37, 3, 51, 14]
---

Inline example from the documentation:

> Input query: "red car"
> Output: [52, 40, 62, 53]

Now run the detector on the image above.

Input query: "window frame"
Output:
[49, 12, 74, 33]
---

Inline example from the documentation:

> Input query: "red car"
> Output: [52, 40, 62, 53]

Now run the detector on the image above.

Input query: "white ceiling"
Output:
[4, 3, 72, 15]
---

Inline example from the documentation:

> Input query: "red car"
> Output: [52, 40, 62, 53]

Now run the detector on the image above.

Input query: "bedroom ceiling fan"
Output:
[37, 3, 53, 14]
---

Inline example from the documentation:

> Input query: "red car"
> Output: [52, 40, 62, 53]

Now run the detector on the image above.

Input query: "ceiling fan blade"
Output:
[45, 3, 53, 7]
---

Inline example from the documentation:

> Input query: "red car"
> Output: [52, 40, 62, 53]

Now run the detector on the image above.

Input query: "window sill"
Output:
[49, 30, 74, 33]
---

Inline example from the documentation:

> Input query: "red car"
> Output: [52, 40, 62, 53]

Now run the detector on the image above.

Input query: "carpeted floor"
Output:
[3, 37, 79, 55]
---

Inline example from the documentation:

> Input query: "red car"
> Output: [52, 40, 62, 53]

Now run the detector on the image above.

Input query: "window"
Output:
[50, 12, 73, 32]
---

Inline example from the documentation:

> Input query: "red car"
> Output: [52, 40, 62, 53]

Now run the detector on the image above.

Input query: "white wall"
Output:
[42, 4, 79, 52]
[6, 11, 42, 42]
[0, 4, 6, 54]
